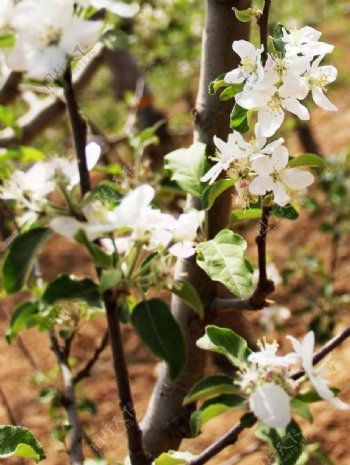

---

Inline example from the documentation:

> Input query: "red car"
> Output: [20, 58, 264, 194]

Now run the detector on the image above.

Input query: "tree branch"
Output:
[73, 330, 109, 384]
[258, 0, 272, 52]
[49, 329, 84, 465]
[0, 72, 22, 105]
[188, 324, 350, 465]
[63, 61, 151, 465]
[63, 66, 91, 197]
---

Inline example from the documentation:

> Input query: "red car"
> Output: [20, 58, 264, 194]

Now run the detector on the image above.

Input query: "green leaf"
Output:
[270, 420, 304, 465]
[75, 230, 114, 269]
[257, 420, 304, 465]
[155, 450, 196, 465]
[100, 269, 122, 292]
[295, 387, 340, 404]
[233, 7, 253, 22]
[196, 229, 253, 298]
[219, 84, 244, 101]
[230, 104, 249, 133]
[2, 228, 52, 293]
[190, 394, 246, 436]
[197, 325, 252, 368]
[43, 275, 101, 307]
[0, 32, 16, 48]
[201, 178, 237, 210]
[231, 208, 262, 223]
[170, 279, 204, 318]
[131, 299, 186, 380]
[291, 398, 313, 423]
[0, 105, 16, 128]
[208, 73, 229, 95]
[0, 146, 45, 165]
[288, 153, 327, 169]
[6, 300, 41, 343]
[272, 204, 299, 220]
[272, 23, 286, 55]
[184, 374, 237, 405]
[0, 425, 45, 462]
[164, 142, 209, 197]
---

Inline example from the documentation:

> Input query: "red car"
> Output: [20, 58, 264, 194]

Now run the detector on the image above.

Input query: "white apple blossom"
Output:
[167, 211, 202, 258]
[0, 0, 14, 29]
[201, 125, 284, 186]
[307, 55, 338, 112]
[248, 340, 299, 369]
[225, 40, 264, 90]
[76, 0, 140, 17]
[8, 0, 103, 80]
[249, 382, 291, 429]
[200, 133, 247, 184]
[249, 146, 314, 206]
[282, 26, 334, 58]
[236, 82, 310, 137]
[287, 331, 348, 410]
[263, 54, 309, 100]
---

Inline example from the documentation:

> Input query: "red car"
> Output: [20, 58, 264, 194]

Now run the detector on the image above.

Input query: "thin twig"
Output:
[74, 330, 109, 384]
[249, 206, 275, 308]
[63, 67, 91, 197]
[258, 0, 272, 52]
[0, 386, 17, 425]
[49, 329, 84, 465]
[188, 324, 350, 465]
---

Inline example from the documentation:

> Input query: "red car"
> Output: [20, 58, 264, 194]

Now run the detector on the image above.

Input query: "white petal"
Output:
[258, 108, 285, 137]
[249, 175, 273, 196]
[92, 0, 139, 17]
[283, 98, 310, 121]
[283, 168, 314, 190]
[252, 155, 273, 176]
[86, 142, 102, 170]
[272, 181, 290, 207]
[312, 87, 337, 112]
[60, 18, 103, 56]
[320, 65, 338, 83]
[236, 90, 269, 110]
[271, 145, 289, 171]
[201, 163, 224, 184]
[28, 47, 67, 81]
[249, 383, 291, 429]
[280, 76, 309, 100]
[169, 242, 196, 259]
[232, 40, 257, 61]
[225, 68, 245, 84]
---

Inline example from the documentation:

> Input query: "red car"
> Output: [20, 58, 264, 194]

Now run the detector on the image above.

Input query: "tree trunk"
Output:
[141, 0, 251, 457]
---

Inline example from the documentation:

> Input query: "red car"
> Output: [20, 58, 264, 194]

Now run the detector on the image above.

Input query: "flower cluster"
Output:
[0, 142, 101, 225]
[0, 0, 138, 81]
[201, 123, 314, 206]
[201, 26, 337, 208]
[50, 184, 203, 259]
[238, 332, 348, 429]
[228, 27, 337, 137]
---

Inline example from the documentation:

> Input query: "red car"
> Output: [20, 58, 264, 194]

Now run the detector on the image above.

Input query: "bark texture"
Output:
[141, 0, 252, 457]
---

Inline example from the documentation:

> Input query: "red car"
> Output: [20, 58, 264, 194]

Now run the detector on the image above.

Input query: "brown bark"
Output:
[141, 0, 252, 457]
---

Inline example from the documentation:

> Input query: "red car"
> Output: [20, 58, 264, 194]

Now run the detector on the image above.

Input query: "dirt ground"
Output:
[1, 24, 350, 465]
